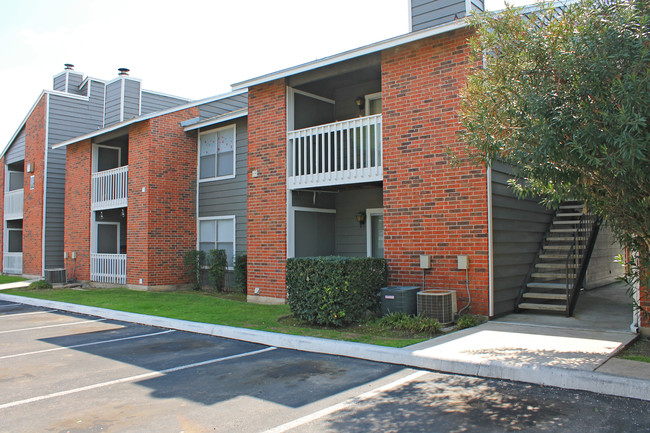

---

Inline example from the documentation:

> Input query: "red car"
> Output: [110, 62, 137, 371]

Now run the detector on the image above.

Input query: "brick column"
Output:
[64, 139, 92, 281]
[247, 79, 288, 302]
[23, 96, 47, 276]
[382, 29, 490, 316]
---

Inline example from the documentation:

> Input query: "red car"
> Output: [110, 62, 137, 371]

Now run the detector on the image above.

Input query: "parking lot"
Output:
[1, 300, 649, 433]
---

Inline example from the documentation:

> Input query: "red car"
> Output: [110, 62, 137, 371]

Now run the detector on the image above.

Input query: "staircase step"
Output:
[559, 204, 584, 210]
[527, 282, 572, 289]
[531, 272, 571, 278]
[536, 263, 579, 269]
[543, 245, 572, 250]
[555, 212, 583, 217]
[550, 228, 580, 233]
[523, 292, 568, 300]
[553, 220, 582, 225]
[539, 253, 578, 259]
[546, 236, 584, 242]
[518, 302, 567, 312]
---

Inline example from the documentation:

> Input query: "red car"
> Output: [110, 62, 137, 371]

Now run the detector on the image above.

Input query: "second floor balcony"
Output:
[4, 188, 24, 220]
[92, 165, 128, 211]
[287, 114, 382, 189]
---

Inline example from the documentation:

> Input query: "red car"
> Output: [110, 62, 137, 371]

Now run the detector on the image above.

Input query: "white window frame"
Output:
[95, 221, 120, 254]
[6, 170, 24, 192]
[198, 124, 236, 183]
[92, 144, 122, 173]
[366, 208, 384, 258]
[365, 92, 382, 116]
[197, 215, 236, 269]
[5, 227, 23, 253]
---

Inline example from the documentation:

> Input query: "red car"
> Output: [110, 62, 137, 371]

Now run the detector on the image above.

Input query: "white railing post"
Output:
[90, 253, 127, 285]
[286, 114, 382, 189]
[91, 165, 129, 211]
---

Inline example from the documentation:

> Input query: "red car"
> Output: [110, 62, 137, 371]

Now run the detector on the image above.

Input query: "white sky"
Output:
[0, 0, 535, 152]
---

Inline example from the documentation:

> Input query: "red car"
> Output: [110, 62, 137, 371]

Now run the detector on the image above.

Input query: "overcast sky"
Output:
[0, 0, 534, 152]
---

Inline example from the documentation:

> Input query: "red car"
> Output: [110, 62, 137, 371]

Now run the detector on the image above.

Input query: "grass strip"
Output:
[4, 288, 427, 348]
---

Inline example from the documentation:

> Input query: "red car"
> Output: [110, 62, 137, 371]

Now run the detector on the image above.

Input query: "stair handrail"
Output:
[566, 213, 601, 316]
[565, 213, 585, 312]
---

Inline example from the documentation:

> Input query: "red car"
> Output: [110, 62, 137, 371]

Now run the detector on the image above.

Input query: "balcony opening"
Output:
[91, 208, 127, 284]
[92, 134, 129, 211]
[289, 184, 382, 259]
[3, 219, 23, 274]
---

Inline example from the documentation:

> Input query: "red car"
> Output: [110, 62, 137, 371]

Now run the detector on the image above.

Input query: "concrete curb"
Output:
[1, 293, 647, 401]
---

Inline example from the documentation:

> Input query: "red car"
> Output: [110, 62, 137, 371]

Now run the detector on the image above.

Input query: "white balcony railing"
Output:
[91, 253, 127, 285]
[91, 165, 128, 211]
[287, 114, 382, 189]
[3, 252, 22, 274]
[4, 189, 24, 220]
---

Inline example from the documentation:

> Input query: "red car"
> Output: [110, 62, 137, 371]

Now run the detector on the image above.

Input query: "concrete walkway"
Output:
[0, 291, 647, 402]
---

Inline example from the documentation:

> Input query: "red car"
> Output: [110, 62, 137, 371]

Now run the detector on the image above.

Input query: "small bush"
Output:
[28, 280, 53, 290]
[286, 256, 387, 327]
[456, 314, 481, 330]
[379, 312, 442, 336]
[208, 249, 228, 292]
[234, 254, 247, 293]
[183, 250, 205, 290]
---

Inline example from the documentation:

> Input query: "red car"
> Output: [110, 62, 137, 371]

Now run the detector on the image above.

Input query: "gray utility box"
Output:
[380, 286, 420, 316]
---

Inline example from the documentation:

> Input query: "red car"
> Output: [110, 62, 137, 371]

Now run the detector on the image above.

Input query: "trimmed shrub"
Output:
[28, 280, 53, 290]
[456, 314, 481, 330]
[286, 256, 387, 327]
[208, 249, 228, 292]
[234, 254, 247, 293]
[379, 312, 442, 336]
[183, 250, 205, 290]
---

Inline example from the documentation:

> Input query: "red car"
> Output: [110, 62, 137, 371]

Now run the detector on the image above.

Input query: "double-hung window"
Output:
[199, 125, 235, 180]
[199, 217, 235, 267]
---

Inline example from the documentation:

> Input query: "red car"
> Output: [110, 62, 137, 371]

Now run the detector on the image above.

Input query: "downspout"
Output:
[42, 94, 50, 276]
[487, 164, 494, 317]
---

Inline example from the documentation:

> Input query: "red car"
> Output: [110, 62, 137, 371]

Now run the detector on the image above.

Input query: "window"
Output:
[199, 125, 235, 180]
[96, 222, 119, 254]
[365, 93, 382, 116]
[8, 171, 24, 191]
[199, 217, 235, 266]
[7, 229, 22, 253]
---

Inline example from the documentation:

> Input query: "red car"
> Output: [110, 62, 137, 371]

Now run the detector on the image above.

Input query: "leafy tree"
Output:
[460, 0, 649, 318]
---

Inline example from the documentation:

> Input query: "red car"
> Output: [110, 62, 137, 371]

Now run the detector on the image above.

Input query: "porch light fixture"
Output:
[356, 212, 366, 227]
[99, 211, 104, 221]
[121, 208, 125, 218]
[355, 96, 365, 112]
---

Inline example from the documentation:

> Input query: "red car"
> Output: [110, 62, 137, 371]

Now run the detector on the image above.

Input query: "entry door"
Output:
[366, 208, 384, 258]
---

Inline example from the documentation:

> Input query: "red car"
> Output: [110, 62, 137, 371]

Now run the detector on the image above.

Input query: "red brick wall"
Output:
[246, 79, 288, 299]
[64, 139, 92, 281]
[127, 107, 199, 287]
[23, 95, 47, 276]
[382, 28, 490, 316]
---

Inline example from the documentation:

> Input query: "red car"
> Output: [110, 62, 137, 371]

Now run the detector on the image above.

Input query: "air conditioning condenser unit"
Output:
[417, 290, 457, 325]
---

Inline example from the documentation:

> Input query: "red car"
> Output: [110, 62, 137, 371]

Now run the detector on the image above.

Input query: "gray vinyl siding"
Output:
[491, 161, 554, 316]
[67, 72, 85, 96]
[53, 73, 66, 92]
[123, 79, 141, 120]
[104, 80, 123, 126]
[45, 88, 105, 270]
[334, 187, 383, 257]
[585, 223, 624, 289]
[197, 118, 248, 256]
[5, 128, 26, 165]
[470, 0, 484, 12]
[199, 93, 248, 121]
[411, 0, 467, 31]
[141, 91, 190, 115]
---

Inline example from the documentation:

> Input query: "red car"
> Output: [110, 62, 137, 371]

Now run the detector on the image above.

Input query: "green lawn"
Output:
[0, 275, 28, 284]
[4, 288, 428, 348]
[617, 337, 650, 363]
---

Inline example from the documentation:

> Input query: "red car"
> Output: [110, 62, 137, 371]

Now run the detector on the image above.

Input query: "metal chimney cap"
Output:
[118, 67, 130, 76]
[64, 63, 74, 70]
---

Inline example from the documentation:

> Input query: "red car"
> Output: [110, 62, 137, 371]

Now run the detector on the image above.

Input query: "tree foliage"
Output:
[460, 0, 649, 317]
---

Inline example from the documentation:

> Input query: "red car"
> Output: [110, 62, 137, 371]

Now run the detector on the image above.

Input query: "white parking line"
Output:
[0, 346, 277, 410]
[0, 310, 56, 318]
[0, 319, 106, 334]
[262, 370, 429, 433]
[0, 329, 176, 360]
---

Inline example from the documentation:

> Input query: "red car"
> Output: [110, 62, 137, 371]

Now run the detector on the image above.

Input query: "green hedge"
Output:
[286, 256, 387, 327]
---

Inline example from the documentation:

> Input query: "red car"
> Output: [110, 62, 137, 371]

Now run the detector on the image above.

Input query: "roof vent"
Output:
[64, 63, 74, 70]
[118, 67, 130, 76]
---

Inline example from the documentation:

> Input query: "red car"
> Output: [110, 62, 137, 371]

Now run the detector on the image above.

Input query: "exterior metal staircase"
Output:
[516, 202, 601, 316]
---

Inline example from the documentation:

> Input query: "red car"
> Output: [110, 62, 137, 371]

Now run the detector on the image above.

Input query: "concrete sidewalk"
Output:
[0, 292, 647, 401]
